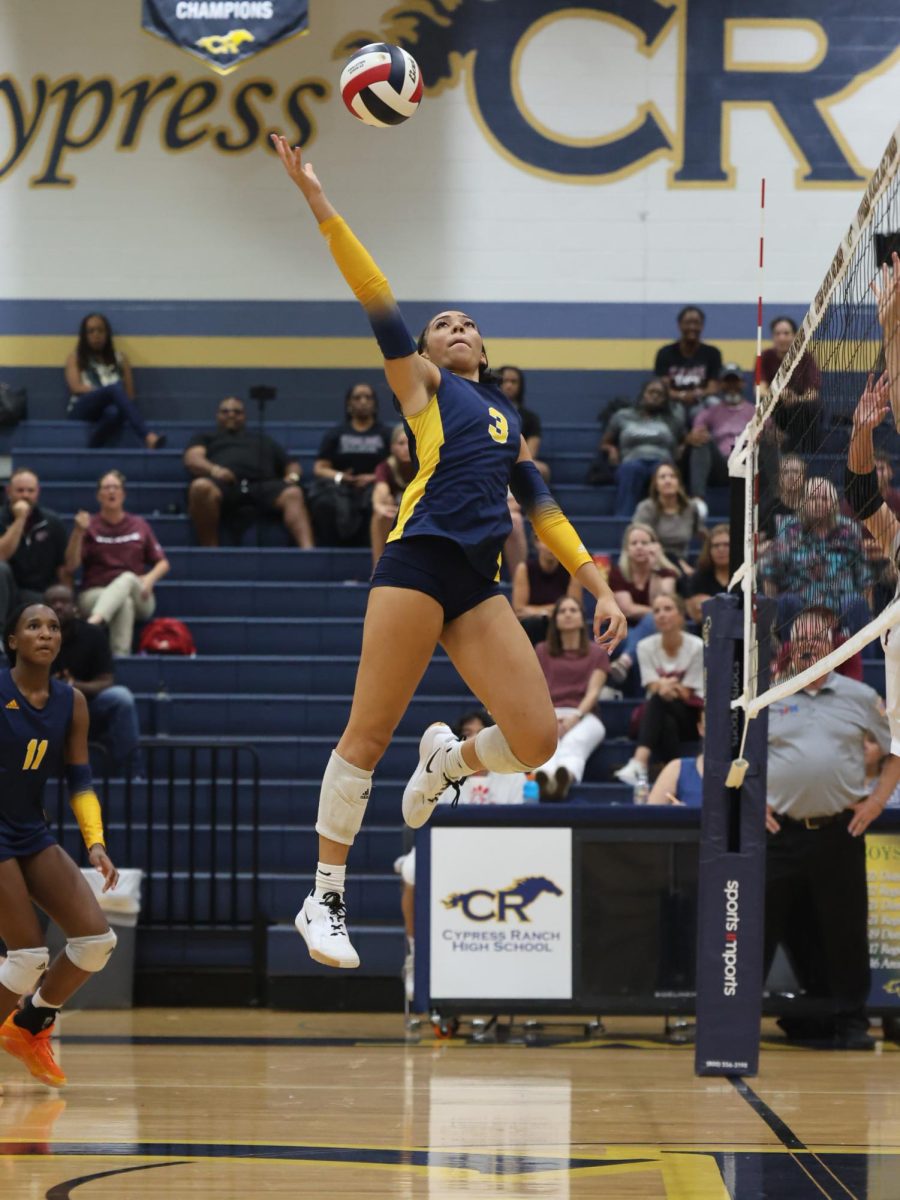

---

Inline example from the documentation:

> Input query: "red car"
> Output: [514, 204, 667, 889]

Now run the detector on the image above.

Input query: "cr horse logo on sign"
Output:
[442, 875, 563, 923]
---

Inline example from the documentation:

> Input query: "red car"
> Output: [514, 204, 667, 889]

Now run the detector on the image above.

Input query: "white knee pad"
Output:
[473, 724, 534, 773]
[66, 929, 117, 973]
[315, 751, 373, 846]
[0, 947, 49, 996]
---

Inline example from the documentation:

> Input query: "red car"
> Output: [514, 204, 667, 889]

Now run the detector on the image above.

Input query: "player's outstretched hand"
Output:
[852, 371, 891, 432]
[89, 845, 119, 893]
[270, 134, 323, 200]
[592, 597, 627, 653]
[871, 250, 900, 334]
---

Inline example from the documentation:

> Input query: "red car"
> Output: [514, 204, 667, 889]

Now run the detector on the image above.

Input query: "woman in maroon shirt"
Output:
[761, 315, 822, 454]
[370, 424, 415, 568]
[66, 471, 170, 655]
[533, 596, 609, 800]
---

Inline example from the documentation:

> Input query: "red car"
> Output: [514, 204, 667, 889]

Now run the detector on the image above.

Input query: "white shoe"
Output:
[402, 723, 461, 829]
[614, 758, 648, 788]
[295, 891, 360, 969]
[402, 951, 415, 1004]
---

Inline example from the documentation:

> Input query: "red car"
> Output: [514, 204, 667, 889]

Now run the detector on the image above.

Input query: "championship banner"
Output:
[866, 834, 900, 1008]
[428, 827, 572, 1001]
[142, 1, 309, 75]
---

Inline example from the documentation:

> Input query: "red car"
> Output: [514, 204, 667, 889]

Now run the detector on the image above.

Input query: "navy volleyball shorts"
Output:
[0, 817, 56, 863]
[371, 535, 501, 622]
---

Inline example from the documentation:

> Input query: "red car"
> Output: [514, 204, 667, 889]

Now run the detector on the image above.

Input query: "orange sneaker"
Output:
[0, 1014, 66, 1088]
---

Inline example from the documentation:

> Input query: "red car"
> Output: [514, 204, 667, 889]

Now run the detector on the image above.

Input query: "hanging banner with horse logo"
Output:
[429, 827, 572, 1000]
[142, 0, 309, 75]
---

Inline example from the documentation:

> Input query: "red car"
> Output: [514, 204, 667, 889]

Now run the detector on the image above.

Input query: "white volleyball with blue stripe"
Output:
[340, 43, 423, 128]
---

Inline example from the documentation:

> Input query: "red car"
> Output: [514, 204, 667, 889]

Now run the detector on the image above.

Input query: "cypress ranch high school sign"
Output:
[0, 0, 898, 188]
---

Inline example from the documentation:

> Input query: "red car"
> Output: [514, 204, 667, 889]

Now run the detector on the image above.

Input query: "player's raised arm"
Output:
[846, 372, 900, 560]
[510, 436, 627, 651]
[270, 134, 439, 417]
[871, 250, 900, 429]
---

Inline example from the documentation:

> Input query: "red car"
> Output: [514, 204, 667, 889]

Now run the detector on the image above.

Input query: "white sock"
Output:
[315, 862, 346, 899]
[442, 740, 477, 780]
[31, 988, 58, 1010]
[407, 936, 415, 955]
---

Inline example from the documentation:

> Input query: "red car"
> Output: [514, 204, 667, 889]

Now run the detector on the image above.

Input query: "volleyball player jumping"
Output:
[0, 603, 118, 1087]
[271, 134, 627, 969]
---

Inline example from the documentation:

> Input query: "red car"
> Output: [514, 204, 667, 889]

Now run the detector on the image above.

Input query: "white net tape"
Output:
[730, 122, 900, 720]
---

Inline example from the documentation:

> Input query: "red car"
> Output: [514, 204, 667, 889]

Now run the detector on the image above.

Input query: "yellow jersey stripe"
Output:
[387, 396, 444, 544]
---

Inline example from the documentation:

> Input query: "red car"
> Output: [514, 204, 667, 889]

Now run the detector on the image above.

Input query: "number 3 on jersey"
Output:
[23, 739, 48, 771]
[487, 407, 509, 444]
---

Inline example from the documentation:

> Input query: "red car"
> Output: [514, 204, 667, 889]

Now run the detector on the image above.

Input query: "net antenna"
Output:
[729, 121, 900, 725]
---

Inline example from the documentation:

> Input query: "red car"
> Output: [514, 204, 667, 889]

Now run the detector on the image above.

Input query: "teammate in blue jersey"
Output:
[272, 134, 627, 970]
[0, 603, 118, 1087]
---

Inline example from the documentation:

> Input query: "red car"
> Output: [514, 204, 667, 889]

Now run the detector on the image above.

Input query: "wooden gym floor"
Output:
[0, 1011, 898, 1199]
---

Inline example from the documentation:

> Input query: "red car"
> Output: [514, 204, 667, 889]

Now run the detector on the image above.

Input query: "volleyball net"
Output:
[730, 121, 900, 721]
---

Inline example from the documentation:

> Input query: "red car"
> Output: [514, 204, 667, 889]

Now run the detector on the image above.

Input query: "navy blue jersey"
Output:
[387, 368, 521, 579]
[0, 670, 73, 825]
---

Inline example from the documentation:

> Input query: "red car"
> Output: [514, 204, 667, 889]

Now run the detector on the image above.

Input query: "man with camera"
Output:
[184, 395, 314, 548]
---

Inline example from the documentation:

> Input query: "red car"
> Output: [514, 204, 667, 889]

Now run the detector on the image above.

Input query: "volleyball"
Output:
[340, 43, 423, 128]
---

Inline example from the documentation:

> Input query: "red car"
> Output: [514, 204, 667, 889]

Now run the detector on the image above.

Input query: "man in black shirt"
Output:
[654, 306, 723, 413]
[45, 583, 142, 770]
[309, 382, 390, 545]
[184, 397, 314, 547]
[0, 468, 70, 624]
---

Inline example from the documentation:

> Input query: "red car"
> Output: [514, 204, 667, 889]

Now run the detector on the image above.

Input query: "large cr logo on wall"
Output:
[143, 0, 309, 75]
[336, 0, 900, 184]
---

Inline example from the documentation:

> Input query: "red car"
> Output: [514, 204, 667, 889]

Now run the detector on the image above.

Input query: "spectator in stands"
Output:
[760, 316, 822, 454]
[654, 306, 723, 412]
[765, 614, 896, 1048]
[771, 606, 864, 687]
[309, 383, 391, 546]
[760, 476, 874, 636]
[67, 471, 170, 656]
[45, 583, 141, 771]
[503, 494, 528, 582]
[684, 364, 754, 499]
[512, 544, 583, 645]
[64, 313, 165, 450]
[184, 397, 314, 549]
[606, 523, 678, 681]
[647, 710, 705, 806]
[601, 379, 684, 516]
[759, 453, 806, 541]
[685, 524, 731, 622]
[498, 366, 550, 481]
[533, 596, 609, 801]
[370, 424, 415, 567]
[875, 452, 900, 515]
[394, 708, 527, 1001]
[633, 463, 704, 573]
[0, 468, 69, 625]
[615, 593, 703, 787]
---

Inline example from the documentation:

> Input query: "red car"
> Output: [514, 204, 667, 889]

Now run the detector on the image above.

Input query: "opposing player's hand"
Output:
[270, 134, 324, 202]
[89, 845, 119, 893]
[848, 795, 885, 838]
[592, 597, 627, 652]
[852, 372, 891, 432]
[871, 250, 900, 333]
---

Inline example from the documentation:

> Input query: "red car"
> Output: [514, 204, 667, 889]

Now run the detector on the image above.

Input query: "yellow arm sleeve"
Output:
[318, 214, 395, 312]
[70, 791, 105, 851]
[510, 459, 593, 577]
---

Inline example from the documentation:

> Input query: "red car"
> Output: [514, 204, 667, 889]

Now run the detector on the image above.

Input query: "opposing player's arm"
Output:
[871, 250, 900, 429]
[846, 372, 900, 559]
[270, 134, 439, 418]
[510, 437, 626, 651]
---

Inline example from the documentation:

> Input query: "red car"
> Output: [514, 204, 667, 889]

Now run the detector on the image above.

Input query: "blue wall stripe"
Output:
[0, 299, 810, 340]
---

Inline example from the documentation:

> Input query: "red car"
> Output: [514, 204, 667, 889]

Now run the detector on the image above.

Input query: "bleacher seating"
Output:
[8, 416, 888, 997]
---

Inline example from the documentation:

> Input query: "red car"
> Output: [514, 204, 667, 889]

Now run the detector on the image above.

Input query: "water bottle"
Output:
[523, 774, 540, 804]
[155, 685, 171, 738]
[633, 779, 649, 806]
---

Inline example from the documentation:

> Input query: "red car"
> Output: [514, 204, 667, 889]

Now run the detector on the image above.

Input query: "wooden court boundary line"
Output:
[729, 1078, 861, 1200]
